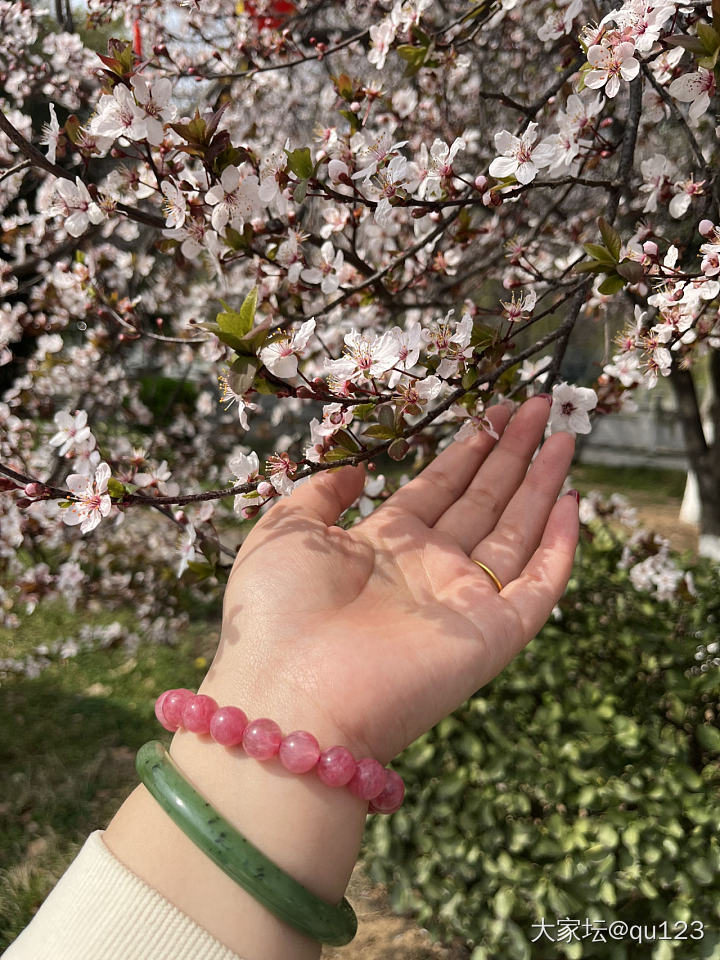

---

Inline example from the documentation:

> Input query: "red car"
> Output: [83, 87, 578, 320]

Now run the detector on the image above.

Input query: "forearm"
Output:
[103, 678, 370, 960]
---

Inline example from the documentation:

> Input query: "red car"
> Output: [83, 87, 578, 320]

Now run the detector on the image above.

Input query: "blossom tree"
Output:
[1, 0, 720, 644]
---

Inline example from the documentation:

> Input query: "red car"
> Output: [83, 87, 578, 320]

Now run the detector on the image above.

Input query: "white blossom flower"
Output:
[585, 41, 640, 99]
[90, 84, 145, 143]
[177, 525, 197, 577]
[218, 375, 261, 430]
[130, 75, 176, 145]
[260, 317, 316, 379]
[450, 401, 499, 442]
[489, 122, 555, 185]
[639, 154, 670, 213]
[549, 382, 598, 434]
[324, 329, 401, 383]
[47, 177, 105, 237]
[40, 103, 61, 165]
[228, 451, 261, 513]
[62, 462, 112, 534]
[205, 165, 262, 233]
[669, 67, 716, 123]
[161, 180, 186, 228]
[49, 409, 93, 457]
[300, 242, 345, 294]
[368, 18, 397, 70]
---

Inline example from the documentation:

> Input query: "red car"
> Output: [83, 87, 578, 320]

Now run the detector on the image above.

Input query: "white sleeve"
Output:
[2, 830, 247, 960]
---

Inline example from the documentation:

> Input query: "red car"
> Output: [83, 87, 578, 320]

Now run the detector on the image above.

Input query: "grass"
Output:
[569, 462, 687, 504]
[0, 605, 218, 949]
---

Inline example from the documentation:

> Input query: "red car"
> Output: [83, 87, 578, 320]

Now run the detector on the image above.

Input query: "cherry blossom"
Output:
[450, 401, 500, 443]
[129, 75, 175, 145]
[585, 41, 640, 99]
[218, 375, 262, 430]
[266, 452, 297, 496]
[300, 242, 345, 294]
[46, 177, 105, 237]
[161, 181, 187, 229]
[228, 450, 262, 513]
[549, 383, 598, 435]
[176, 526, 197, 578]
[205, 165, 262, 233]
[489, 122, 555, 185]
[259, 317, 316, 378]
[639, 154, 670, 213]
[62, 462, 113, 534]
[323, 329, 401, 383]
[90, 84, 146, 143]
[668, 68, 716, 124]
[49, 410, 94, 457]
[40, 104, 61, 164]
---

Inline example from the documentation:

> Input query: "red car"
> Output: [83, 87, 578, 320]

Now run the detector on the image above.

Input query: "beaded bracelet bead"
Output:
[155, 688, 405, 815]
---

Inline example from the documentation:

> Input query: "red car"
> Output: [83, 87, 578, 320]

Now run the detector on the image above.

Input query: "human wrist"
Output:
[105, 726, 367, 960]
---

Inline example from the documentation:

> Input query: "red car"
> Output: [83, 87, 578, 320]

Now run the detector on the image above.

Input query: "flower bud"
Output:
[350, 101, 361, 112]
[257, 481, 274, 497]
[474, 174, 488, 191]
[296, 386, 315, 399]
[699, 219, 715, 237]
[241, 504, 260, 519]
[174, 510, 187, 524]
[24, 482, 45, 498]
[0, 477, 19, 491]
[483, 190, 501, 207]
[642, 241, 658, 257]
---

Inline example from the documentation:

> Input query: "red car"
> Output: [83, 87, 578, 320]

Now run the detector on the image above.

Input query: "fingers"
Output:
[272, 463, 366, 526]
[379, 402, 513, 525]
[433, 396, 552, 551]
[469, 431, 575, 586]
[499, 491, 579, 643]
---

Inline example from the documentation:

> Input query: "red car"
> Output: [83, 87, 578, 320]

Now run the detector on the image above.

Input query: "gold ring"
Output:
[472, 560, 503, 592]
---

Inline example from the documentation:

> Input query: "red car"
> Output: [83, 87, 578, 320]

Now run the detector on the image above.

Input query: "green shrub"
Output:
[362, 524, 720, 959]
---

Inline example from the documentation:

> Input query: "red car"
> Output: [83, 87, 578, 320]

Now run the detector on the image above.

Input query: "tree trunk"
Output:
[671, 356, 720, 559]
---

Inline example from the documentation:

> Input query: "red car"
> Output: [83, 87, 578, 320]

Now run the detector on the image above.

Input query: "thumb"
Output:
[284, 463, 366, 526]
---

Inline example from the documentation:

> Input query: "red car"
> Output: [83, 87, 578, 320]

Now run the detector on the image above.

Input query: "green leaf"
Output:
[216, 287, 257, 341]
[573, 260, 606, 274]
[697, 22, 720, 55]
[285, 147, 313, 180]
[334, 428, 361, 453]
[388, 438, 410, 460]
[582, 243, 616, 265]
[185, 560, 215, 580]
[665, 35, 706, 54]
[293, 180, 308, 204]
[106, 478, 125, 498]
[598, 217, 622, 261]
[598, 273, 626, 295]
[227, 354, 259, 395]
[616, 259, 645, 283]
[363, 424, 397, 439]
[351, 402, 376, 421]
[696, 723, 720, 754]
[339, 109, 361, 134]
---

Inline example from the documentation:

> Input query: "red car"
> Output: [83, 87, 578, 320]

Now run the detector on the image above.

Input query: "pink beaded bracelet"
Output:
[154, 688, 405, 815]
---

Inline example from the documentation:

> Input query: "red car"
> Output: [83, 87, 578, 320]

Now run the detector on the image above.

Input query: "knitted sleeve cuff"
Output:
[2, 830, 246, 960]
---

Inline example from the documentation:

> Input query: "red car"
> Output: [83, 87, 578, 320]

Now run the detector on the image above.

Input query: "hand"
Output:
[206, 396, 578, 766]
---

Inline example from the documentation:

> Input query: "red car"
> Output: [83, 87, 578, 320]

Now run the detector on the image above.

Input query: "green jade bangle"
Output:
[135, 740, 358, 946]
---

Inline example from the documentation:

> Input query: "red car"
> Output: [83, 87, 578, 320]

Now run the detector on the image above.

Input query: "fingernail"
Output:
[536, 393, 552, 403]
[566, 489, 580, 504]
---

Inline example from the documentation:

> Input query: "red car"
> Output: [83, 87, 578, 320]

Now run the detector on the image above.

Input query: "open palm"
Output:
[207, 396, 578, 767]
